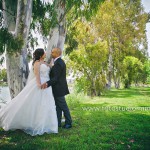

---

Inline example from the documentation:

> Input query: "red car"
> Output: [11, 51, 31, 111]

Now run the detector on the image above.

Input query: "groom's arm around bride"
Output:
[41, 48, 72, 129]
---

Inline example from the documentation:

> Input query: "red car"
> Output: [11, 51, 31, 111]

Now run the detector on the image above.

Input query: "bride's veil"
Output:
[27, 65, 35, 84]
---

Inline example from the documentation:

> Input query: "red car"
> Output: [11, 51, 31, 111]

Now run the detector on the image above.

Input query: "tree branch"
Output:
[59, 3, 74, 24]
[1, 8, 16, 19]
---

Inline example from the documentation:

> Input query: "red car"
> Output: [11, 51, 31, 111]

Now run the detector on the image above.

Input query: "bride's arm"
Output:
[33, 61, 41, 88]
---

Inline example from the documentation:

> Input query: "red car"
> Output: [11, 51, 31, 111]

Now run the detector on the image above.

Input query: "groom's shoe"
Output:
[63, 124, 72, 129]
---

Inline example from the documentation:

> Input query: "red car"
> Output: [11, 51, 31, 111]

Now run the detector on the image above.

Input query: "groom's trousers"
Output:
[54, 96, 72, 126]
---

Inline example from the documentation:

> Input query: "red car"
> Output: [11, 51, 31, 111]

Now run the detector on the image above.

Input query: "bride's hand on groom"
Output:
[41, 83, 48, 89]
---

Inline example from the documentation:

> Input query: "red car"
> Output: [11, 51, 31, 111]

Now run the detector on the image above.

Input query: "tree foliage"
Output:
[30, 0, 105, 41]
[70, 41, 108, 96]
[122, 56, 143, 88]
[66, 0, 149, 93]
[93, 0, 149, 88]
[142, 60, 150, 84]
[0, 0, 22, 55]
[68, 20, 108, 96]
[0, 68, 7, 82]
[0, 28, 23, 54]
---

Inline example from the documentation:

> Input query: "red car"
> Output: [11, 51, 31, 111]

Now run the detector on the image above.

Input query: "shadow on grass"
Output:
[0, 87, 149, 150]
[0, 104, 150, 150]
[73, 105, 150, 150]
[139, 87, 150, 96]
[103, 87, 150, 98]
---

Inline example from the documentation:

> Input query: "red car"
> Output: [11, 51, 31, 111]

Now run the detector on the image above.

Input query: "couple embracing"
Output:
[0, 48, 72, 136]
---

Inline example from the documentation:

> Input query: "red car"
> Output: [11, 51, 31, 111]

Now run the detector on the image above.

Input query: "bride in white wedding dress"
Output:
[0, 48, 58, 136]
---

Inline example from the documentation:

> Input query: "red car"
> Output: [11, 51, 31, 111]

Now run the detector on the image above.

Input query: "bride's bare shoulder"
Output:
[33, 60, 41, 68]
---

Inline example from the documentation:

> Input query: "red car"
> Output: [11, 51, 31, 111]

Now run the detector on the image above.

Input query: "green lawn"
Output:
[0, 87, 150, 150]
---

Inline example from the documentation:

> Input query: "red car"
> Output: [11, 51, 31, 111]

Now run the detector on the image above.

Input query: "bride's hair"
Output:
[32, 48, 45, 65]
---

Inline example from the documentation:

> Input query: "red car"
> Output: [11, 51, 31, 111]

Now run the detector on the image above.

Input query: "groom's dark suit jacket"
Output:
[46, 58, 69, 97]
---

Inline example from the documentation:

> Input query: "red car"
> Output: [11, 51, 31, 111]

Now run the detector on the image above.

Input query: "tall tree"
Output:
[1, 0, 33, 98]
[68, 20, 108, 96]
[32, 0, 105, 62]
[0, 0, 105, 98]
[93, 0, 148, 88]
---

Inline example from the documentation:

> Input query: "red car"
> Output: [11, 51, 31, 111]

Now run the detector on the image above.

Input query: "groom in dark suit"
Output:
[41, 48, 72, 129]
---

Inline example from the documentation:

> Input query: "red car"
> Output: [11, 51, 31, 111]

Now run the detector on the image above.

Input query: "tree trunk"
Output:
[114, 74, 120, 89]
[3, 0, 33, 98]
[107, 37, 113, 88]
[2, 0, 17, 30]
[46, 0, 66, 62]
[5, 52, 28, 98]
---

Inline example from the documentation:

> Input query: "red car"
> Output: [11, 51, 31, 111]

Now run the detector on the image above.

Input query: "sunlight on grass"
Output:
[0, 87, 150, 150]
[83, 87, 150, 107]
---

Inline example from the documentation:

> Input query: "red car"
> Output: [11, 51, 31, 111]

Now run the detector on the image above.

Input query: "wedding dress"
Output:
[0, 63, 58, 136]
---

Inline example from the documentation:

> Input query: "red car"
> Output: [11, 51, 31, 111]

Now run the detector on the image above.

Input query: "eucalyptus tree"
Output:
[0, 0, 105, 98]
[93, 0, 148, 88]
[0, 0, 33, 98]
[32, 0, 105, 62]
[68, 20, 108, 96]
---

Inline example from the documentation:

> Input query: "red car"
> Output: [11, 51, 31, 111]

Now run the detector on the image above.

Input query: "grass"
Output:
[0, 87, 150, 150]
